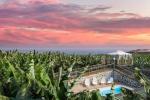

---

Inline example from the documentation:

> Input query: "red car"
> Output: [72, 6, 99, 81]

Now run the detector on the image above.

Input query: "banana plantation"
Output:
[0, 50, 150, 100]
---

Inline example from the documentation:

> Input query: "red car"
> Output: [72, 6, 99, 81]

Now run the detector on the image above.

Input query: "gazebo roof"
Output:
[108, 50, 132, 56]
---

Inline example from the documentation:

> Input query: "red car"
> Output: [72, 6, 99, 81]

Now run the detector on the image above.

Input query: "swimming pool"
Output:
[99, 85, 122, 96]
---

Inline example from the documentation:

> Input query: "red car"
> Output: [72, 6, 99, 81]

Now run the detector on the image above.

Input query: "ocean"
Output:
[0, 48, 131, 55]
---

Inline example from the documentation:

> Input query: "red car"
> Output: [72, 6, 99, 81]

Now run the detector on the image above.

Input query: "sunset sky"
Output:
[0, 0, 150, 51]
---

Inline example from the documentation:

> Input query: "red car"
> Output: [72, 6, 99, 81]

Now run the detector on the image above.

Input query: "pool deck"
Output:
[71, 82, 132, 94]
[70, 64, 144, 96]
[71, 67, 135, 94]
[71, 83, 115, 94]
[71, 68, 113, 93]
[71, 83, 135, 94]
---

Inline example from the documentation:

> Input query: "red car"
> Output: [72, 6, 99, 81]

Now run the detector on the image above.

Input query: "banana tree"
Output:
[134, 67, 150, 99]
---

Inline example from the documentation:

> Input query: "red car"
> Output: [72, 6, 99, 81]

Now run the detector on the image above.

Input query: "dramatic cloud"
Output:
[1, 0, 60, 5]
[94, 12, 141, 19]
[88, 5, 111, 13]
[0, 0, 150, 48]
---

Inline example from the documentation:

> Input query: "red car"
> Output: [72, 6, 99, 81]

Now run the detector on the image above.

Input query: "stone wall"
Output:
[114, 71, 141, 88]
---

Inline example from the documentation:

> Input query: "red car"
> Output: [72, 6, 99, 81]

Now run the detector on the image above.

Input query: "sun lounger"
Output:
[101, 78, 106, 84]
[84, 78, 90, 87]
[91, 77, 98, 85]
[107, 77, 114, 84]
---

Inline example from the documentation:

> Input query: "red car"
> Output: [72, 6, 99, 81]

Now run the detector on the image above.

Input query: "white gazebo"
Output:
[108, 50, 133, 65]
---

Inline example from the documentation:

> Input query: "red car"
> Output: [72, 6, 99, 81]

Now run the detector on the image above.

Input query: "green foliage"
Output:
[134, 67, 150, 99]
[73, 90, 103, 100]
[0, 50, 150, 100]
[121, 88, 144, 100]
[133, 54, 150, 68]
[0, 50, 102, 100]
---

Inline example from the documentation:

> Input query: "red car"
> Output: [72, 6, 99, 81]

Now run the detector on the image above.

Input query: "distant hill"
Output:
[128, 49, 150, 54]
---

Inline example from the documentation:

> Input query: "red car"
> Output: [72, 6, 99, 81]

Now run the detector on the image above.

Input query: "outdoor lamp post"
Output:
[110, 56, 116, 98]
[113, 57, 116, 83]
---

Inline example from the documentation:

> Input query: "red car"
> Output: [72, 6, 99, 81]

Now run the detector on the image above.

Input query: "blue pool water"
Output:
[100, 85, 122, 96]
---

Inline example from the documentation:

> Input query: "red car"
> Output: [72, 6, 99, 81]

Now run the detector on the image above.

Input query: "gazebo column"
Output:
[117, 56, 119, 65]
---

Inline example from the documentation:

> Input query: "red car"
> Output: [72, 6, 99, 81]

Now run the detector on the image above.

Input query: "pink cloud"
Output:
[94, 12, 141, 20]
[19, 0, 60, 4]
[0, 2, 150, 48]
[0, 0, 60, 9]
[1, 25, 150, 48]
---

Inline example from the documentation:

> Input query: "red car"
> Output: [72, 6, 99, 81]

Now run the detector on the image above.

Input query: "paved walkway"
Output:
[71, 83, 115, 94]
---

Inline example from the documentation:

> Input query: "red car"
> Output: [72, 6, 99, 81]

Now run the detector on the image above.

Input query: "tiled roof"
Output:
[129, 49, 150, 53]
